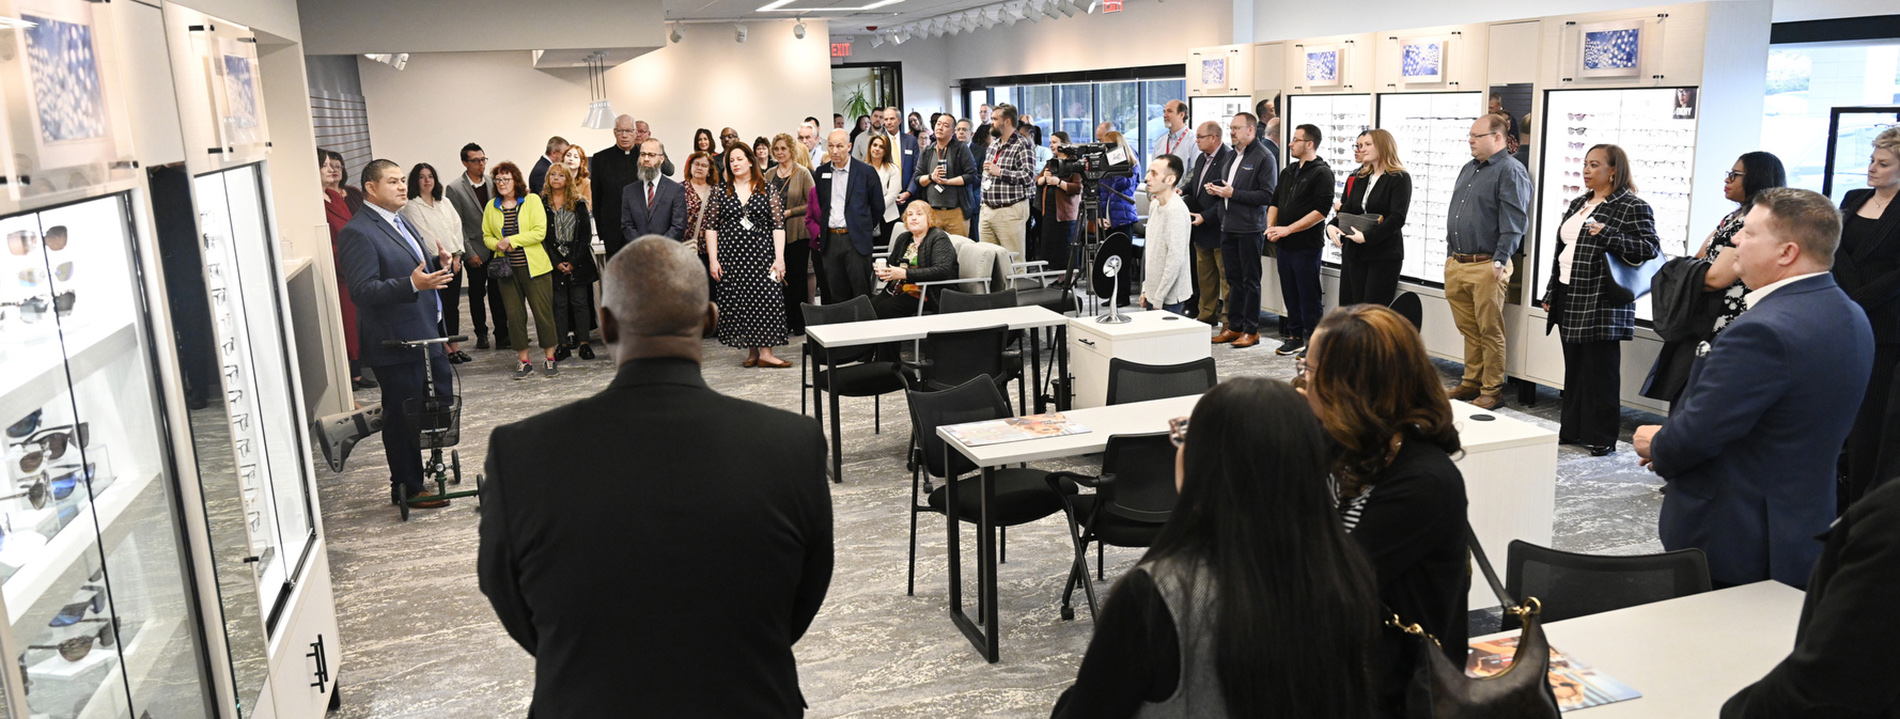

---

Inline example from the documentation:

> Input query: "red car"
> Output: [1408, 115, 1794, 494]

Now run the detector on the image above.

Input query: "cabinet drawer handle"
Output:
[1078, 338, 1096, 347]
[308, 634, 331, 692]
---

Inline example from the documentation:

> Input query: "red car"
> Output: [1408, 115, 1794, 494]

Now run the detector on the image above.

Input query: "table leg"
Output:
[1055, 325, 1070, 411]
[829, 374, 844, 484]
[1030, 326, 1045, 414]
[946, 465, 1001, 663]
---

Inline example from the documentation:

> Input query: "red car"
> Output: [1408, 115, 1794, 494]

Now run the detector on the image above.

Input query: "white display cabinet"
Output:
[1376, 91, 1485, 283]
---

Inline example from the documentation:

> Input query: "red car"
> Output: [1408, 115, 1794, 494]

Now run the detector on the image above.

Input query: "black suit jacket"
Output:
[1837, 189, 1900, 344]
[1216, 141, 1276, 235]
[1183, 145, 1234, 250]
[479, 358, 833, 718]
[812, 159, 886, 256]
[619, 175, 689, 252]
[1332, 170, 1412, 262]
[335, 207, 444, 367]
[1721, 477, 1900, 719]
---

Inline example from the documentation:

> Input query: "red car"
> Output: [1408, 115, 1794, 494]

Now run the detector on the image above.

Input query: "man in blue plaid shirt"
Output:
[978, 103, 1037, 259]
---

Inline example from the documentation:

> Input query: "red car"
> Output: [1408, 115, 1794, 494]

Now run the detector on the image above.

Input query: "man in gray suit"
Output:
[443, 142, 509, 349]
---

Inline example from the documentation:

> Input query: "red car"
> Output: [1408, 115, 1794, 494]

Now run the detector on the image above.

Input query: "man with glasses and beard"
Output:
[593, 116, 676, 259]
[620, 139, 688, 250]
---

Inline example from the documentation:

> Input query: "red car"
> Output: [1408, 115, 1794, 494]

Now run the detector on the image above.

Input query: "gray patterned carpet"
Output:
[317, 299, 1667, 718]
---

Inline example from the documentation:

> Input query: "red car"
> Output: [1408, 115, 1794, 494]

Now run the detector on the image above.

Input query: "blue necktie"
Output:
[392, 215, 442, 318]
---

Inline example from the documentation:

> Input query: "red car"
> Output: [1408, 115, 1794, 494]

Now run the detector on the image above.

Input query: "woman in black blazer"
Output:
[872, 200, 961, 319]
[1836, 127, 1900, 506]
[1300, 304, 1467, 719]
[1327, 129, 1412, 307]
[1539, 144, 1661, 456]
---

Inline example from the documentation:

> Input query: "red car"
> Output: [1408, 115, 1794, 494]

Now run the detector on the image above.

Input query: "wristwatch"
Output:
[1493, 260, 1506, 269]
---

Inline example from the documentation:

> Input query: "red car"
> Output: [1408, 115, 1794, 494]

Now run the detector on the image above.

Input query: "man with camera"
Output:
[1204, 112, 1277, 348]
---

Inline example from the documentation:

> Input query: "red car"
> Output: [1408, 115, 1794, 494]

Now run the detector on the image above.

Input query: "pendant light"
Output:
[581, 52, 614, 129]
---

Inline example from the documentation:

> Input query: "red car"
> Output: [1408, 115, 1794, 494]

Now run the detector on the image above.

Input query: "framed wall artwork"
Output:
[1577, 19, 1643, 79]
[1399, 36, 1448, 83]
[1199, 56, 1227, 91]
[8, 0, 120, 181]
[1304, 44, 1343, 87]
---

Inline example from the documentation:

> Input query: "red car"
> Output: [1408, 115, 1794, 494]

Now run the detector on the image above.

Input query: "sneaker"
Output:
[512, 362, 533, 380]
[1275, 337, 1306, 356]
[542, 360, 559, 378]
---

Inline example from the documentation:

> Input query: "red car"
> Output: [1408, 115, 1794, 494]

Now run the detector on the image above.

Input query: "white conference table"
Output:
[804, 305, 1072, 483]
[936, 394, 1199, 662]
[1470, 580, 1805, 716]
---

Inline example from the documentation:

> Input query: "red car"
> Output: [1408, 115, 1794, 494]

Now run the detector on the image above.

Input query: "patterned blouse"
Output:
[1703, 207, 1749, 337]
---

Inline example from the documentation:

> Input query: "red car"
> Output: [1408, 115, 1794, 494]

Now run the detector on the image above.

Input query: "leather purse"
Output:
[1388, 523, 1561, 719]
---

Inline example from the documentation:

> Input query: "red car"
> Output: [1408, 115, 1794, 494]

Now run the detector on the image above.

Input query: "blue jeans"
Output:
[1142, 299, 1186, 315]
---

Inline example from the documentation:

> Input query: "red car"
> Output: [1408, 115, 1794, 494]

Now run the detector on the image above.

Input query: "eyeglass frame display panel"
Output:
[1534, 87, 1699, 323]
[1375, 90, 1486, 288]
[1284, 93, 1373, 267]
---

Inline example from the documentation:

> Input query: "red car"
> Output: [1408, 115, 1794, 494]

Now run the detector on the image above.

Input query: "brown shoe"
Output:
[408, 490, 450, 509]
[1231, 333, 1261, 348]
[1211, 329, 1242, 344]
[1447, 384, 1481, 401]
[1471, 393, 1502, 410]
[743, 358, 758, 368]
[759, 357, 792, 369]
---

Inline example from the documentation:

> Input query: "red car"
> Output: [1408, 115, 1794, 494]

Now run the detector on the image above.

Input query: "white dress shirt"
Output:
[827, 161, 851, 229]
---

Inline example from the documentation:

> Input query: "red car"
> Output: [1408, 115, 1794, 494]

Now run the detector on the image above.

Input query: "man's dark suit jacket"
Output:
[894, 132, 920, 195]
[1183, 145, 1234, 250]
[1722, 477, 1900, 719]
[1651, 273, 1874, 586]
[812, 159, 886, 256]
[335, 207, 443, 367]
[619, 175, 689, 251]
[529, 156, 552, 194]
[1216, 140, 1277, 236]
[479, 358, 833, 718]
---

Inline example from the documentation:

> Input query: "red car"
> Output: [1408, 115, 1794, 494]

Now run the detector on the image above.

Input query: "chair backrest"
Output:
[940, 288, 1018, 314]
[955, 240, 1009, 293]
[1503, 540, 1712, 626]
[800, 296, 879, 366]
[1389, 291, 1423, 331]
[905, 374, 1011, 480]
[1106, 357, 1217, 405]
[1099, 432, 1179, 524]
[920, 325, 1010, 390]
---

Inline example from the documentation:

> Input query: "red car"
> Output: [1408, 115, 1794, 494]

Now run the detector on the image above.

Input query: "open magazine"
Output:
[941, 413, 1091, 447]
[1466, 636, 1642, 712]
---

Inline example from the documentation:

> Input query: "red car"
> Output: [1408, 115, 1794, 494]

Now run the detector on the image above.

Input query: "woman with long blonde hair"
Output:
[1326, 128, 1412, 307]
[539, 162, 599, 360]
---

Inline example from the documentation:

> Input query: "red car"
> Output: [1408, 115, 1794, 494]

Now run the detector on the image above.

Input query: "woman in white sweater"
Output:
[399, 162, 470, 362]
[1140, 154, 1193, 315]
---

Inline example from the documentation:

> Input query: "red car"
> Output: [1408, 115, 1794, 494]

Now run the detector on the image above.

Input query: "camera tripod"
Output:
[1060, 180, 1133, 322]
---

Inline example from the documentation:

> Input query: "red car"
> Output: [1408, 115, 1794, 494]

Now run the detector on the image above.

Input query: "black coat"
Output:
[884, 227, 960, 305]
[1640, 257, 1725, 404]
[1837, 189, 1900, 344]
[1331, 169, 1411, 262]
[1216, 141, 1277, 235]
[1721, 477, 1900, 719]
[478, 358, 833, 718]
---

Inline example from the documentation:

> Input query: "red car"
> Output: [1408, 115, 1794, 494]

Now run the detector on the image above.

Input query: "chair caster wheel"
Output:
[1060, 606, 1074, 621]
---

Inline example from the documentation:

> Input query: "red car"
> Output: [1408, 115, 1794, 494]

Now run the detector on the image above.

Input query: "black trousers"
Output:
[550, 271, 595, 345]
[1845, 343, 1900, 505]
[1276, 246, 1323, 338]
[1560, 339, 1622, 447]
[1340, 256, 1402, 308]
[441, 265, 464, 339]
[1221, 231, 1265, 334]
[821, 235, 873, 301]
[373, 348, 454, 492]
[1040, 219, 1074, 272]
[784, 241, 813, 334]
[464, 259, 512, 344]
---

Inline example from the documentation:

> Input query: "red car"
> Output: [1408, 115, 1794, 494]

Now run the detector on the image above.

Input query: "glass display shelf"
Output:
[1285, 94, 1372, 266]
[1378, 91, 1484, 286]
[1536, 87, 1698, 320]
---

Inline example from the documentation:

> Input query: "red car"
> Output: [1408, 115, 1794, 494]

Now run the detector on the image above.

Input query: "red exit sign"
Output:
[1102, 0, 1121, 11]
[831, 42, 852, 57]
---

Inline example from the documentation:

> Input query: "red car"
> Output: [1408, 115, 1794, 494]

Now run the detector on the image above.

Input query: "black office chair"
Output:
[1390, 291, 1423, 331]
[906, 324, 1025, 415]
[1047, 432, 1179, 621]
[1105, 357, 1217, 406]
[939, 287, 1018, 313]
[1501, 540, 1712, 628]
[801, 297, 905, 438]
[903, 375, 1073, 596]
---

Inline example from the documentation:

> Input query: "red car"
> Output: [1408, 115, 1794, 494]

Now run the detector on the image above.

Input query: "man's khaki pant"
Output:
[1193, 243, 1227, 324]
[930, 207, 970, 238]
[1444, 258, 1512, 395]
[979, 201, 1028, 259]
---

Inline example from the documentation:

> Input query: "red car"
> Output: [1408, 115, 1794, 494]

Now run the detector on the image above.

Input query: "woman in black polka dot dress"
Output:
[705, 145, 791, 367]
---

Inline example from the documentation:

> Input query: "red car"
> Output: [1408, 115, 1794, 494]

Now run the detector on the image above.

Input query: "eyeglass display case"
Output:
[1377, 91, 1485, 286]
[1284, 93, 1372, 266]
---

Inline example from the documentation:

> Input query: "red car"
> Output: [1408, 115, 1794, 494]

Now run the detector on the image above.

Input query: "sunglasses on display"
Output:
[17, 263, 73, 287]
[1567, 113, 1592, 121]
[4, 463, 95, 510]
[28, 618, 115, 662]
[7, 410, 42, 439]
[7, 231, 37, 256]
[1167, 417, 1189, 448]
[12, 424, 89, 473]
[47, 590, 106, 628]
[1, 291, 77, 323]
[44, 226, 68, 252]
[1567, 128, 1589, 136]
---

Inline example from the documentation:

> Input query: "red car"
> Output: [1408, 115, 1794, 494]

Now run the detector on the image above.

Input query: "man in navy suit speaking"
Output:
[1635, 187, 1874, 587]
[337, 158, 457, 508]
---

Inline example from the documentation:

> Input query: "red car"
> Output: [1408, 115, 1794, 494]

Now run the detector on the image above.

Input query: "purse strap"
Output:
[1389, 522, 1540, 643]
[1465, 521, 1514, 609]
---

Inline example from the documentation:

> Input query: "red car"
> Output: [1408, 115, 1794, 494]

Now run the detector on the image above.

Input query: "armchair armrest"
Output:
[1047, 471, 1115, 490]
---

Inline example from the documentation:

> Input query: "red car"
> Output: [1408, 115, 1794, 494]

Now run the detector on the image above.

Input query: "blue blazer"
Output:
[811, 159, 886, 257]
[1651, 273, 1874, 586]
[895, 133, 920, 195]
[337, 207, 446, 367]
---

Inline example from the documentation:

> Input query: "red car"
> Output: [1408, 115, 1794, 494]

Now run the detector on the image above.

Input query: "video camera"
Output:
[1046, 142, 1135, 183]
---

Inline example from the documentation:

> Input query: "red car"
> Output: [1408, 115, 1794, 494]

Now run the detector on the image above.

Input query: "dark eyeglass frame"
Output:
[28, 618, 115, 662]
[1724, 170, 1745, 182]
[7, 409, 43, 438]
[12, 423, 89, 473]
[5, 463, 94, 509]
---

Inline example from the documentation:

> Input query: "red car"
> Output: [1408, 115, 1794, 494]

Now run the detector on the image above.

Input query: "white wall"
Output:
[294, 0, 664, 55]
[357, 20, 833, 181]
[1250, 0, 1897, 41]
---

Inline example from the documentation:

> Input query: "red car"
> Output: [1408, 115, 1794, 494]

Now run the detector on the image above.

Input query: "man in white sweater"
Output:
[1141, 155, 1194, 315]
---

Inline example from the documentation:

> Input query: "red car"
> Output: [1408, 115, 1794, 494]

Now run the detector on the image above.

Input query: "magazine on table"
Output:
[1466, 636, 1642, 712]
[941, 413, 1091, 447]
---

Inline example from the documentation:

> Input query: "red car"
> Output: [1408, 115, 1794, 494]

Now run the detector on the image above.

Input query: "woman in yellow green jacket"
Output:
[482, 161, 561, 379]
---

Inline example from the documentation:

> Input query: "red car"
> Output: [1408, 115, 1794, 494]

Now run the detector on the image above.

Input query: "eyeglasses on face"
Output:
[639, 152, 665, 159]
[464, 157, 487, 164]
[1725, 170, 1745, 182]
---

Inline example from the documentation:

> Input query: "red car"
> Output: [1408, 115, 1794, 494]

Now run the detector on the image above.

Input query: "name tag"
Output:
[819, 172, 832, 181]
[904, 149, 914, 155]
[741, 217, 756, 231]
[1241, 165, 1254, 171]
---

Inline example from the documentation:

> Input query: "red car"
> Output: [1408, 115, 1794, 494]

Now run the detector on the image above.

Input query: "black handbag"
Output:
[1388, 523, 1561, 719]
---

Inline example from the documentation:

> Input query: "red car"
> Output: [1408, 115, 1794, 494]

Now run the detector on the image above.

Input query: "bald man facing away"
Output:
[479, 236, 833, 717]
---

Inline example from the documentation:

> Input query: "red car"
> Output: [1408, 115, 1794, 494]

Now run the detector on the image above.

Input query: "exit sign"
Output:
[1102, 0, 1122, 11]
[831, 41, 852, 57]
